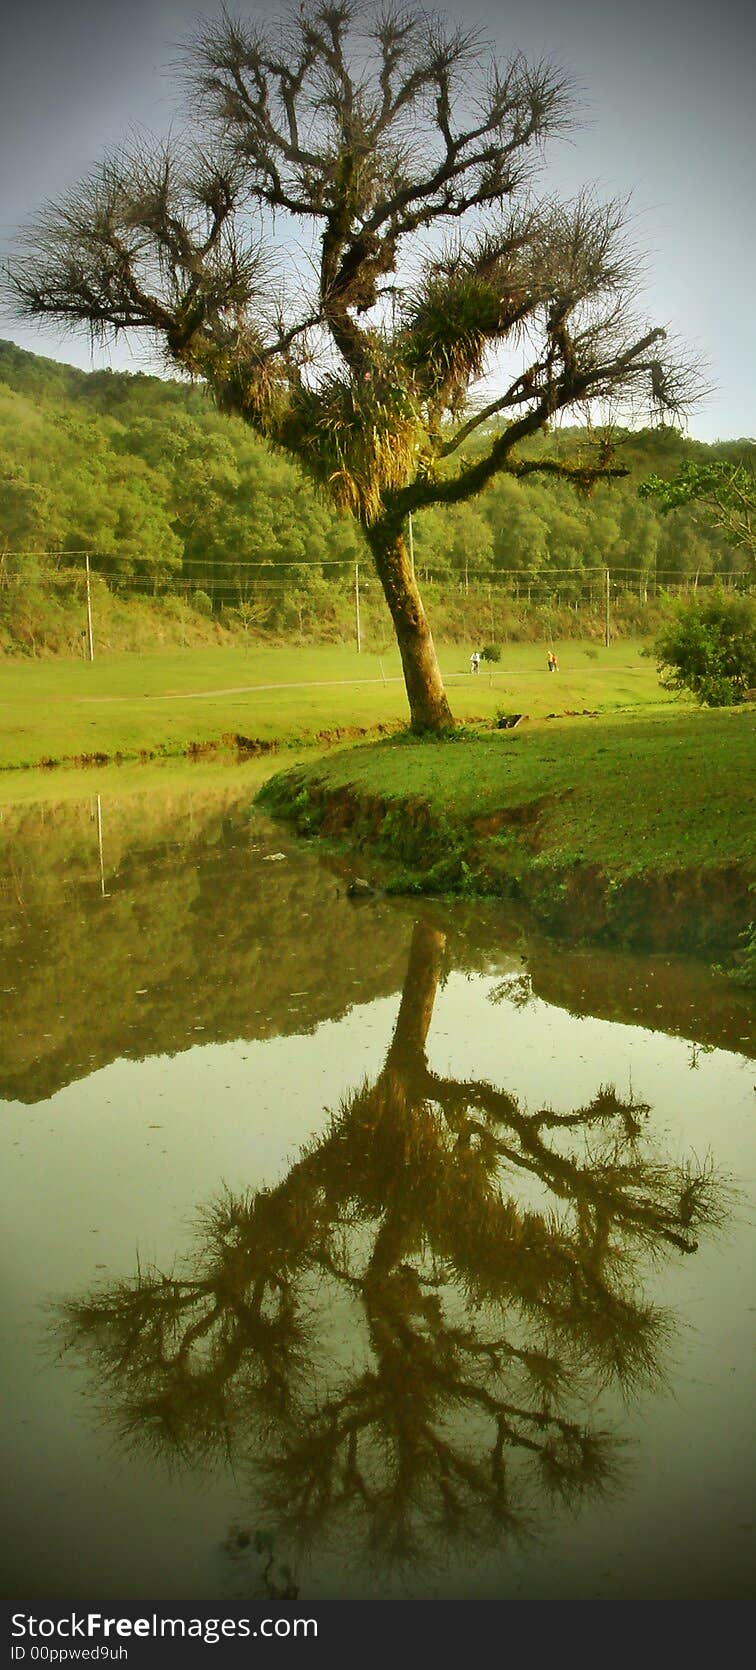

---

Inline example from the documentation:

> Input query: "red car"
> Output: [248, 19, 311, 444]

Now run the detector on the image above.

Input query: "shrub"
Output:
[654, 589, 756, 705]
[730, 921, 756, 990]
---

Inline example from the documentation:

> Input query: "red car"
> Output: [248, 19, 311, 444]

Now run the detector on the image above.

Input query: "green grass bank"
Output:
[257, 706, 756, 954]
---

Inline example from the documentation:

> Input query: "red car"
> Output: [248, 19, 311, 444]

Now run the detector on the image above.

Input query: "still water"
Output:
[1, 775, 754, 1600]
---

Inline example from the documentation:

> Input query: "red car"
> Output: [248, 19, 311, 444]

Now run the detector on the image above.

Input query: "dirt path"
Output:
[80, 672, 472, 702]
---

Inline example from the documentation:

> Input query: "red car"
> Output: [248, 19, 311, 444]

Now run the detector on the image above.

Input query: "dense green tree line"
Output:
[0, 340, 362, 591]
[0, 339, 751, 653]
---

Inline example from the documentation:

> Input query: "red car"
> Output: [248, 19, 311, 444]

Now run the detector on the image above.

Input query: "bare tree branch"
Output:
[4, 1, 705, 730]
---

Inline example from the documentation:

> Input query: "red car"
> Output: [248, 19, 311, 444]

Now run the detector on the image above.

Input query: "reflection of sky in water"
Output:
[2, 970, 753, 1600]
[0, 788, 754, 1600]
[3, 979, 751, 1291]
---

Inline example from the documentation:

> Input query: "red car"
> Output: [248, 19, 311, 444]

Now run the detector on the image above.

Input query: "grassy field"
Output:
[258, 706, 756, 950]
[261, 706, 754, 874]
[0, 639, 674, 770]
[1, 636, 752, 953]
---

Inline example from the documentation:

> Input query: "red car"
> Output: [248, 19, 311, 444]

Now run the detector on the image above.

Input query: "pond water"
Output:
[1, 774, 754, 1601]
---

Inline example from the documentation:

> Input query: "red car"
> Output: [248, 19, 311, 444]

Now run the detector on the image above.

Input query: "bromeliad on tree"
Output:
[6, 2, 700, 731]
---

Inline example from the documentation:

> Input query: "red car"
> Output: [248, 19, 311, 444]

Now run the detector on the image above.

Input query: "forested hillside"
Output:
[0, 339, 751, 656]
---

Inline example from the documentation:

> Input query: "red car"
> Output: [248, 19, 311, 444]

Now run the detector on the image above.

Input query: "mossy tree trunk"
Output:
[367, 518, 453, 733]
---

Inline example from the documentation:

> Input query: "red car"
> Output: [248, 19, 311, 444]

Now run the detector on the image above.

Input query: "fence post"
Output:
[96, 793, 106, 897]
[354, 561, 362, 653]
[85, 554, 95, 661]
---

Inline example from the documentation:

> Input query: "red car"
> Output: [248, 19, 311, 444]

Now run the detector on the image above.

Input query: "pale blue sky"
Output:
[1, 0, 753, 440]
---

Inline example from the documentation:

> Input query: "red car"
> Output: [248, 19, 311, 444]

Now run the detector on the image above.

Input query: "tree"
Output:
[55, 919, 724, 1568]
[654, 589, 756, 706]
[641, 460, 756, 570]
[6, 3, 697, 729]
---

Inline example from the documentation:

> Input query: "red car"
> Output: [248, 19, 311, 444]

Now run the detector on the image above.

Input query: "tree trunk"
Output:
[387, 921, 446, 1072]
[367, 518, 453, 732]
[365, 921, 447, 1288]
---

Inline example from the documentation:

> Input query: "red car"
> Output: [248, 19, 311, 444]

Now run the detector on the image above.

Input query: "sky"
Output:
[0, 0, 754, 441]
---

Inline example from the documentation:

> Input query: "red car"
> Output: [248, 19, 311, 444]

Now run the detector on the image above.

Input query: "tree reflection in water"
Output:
[56, 921, 726, 1573]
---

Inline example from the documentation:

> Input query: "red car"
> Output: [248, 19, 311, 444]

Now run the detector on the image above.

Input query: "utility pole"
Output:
[85, 553, 95, 661]
[604, 567, 611, 647]
[354, 561, 362, 653]
[407, 512, 415, 578]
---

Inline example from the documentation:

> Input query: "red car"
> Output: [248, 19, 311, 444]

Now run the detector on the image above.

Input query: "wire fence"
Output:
[1, 546, 752, 659]
[3, 549, 750, 594]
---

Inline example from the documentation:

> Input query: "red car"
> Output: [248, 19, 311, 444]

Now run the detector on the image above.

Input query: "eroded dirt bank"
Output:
[259, 772, 753, 955]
